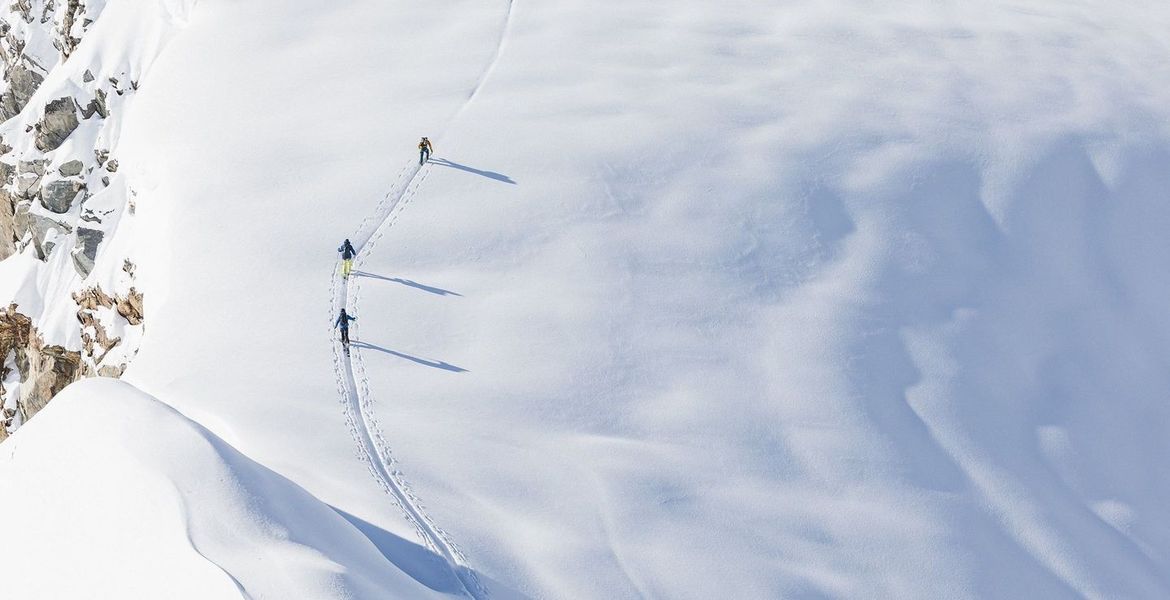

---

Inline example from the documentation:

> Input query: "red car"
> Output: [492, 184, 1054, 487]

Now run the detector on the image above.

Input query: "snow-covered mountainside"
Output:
[3, 0, 1170, 598]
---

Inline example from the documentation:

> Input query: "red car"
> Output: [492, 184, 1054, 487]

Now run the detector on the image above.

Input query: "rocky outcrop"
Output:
[55, 0, 86, 58]
[71, 225, 100, 275]
[0, 62, 44, 121]
[0, 187, 15, 259]
[0, 0, 147, 439]
[34, 96, 78, 151]
[0, 303, 83, 441]
[72, 285, 141, 375]
[57, 158, 82, 176]
[79, 87, 106, 119]
[38, 177, 83, 213]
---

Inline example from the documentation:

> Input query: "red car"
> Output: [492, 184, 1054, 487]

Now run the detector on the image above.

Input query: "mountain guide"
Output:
[338, 238, 356, 277]
[336, 308, 357, 353]
[419, 136, 433, 165]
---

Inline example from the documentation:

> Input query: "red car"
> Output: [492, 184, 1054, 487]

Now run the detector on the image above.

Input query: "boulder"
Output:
[16, 173, 41, 195]
[57, 159, 83, 177]
[35, 97, 80, 152]
[72, 227, 103, 277]
[39, 179, 84, 214]
[18, 159, 44, 175]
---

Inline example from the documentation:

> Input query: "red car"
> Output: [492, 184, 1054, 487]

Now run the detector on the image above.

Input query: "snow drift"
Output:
[0, 378, 455, 599]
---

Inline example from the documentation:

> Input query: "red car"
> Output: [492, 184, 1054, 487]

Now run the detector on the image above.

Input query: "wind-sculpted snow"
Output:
[0, 378, 451, 599]
[0, 0, 1161, 598]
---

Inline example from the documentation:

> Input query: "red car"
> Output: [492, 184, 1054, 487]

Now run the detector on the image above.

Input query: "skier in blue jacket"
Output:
[336, 308, 357, 347]
[338, 239, 356, 277]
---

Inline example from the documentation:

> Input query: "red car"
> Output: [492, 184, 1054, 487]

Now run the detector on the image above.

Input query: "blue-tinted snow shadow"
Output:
[430, 157, 516, 184]
[334, 508, 464, 594]
[352, 341, 468, 373]
[352, 271, 463, 297]
[333, 508, 531, 599]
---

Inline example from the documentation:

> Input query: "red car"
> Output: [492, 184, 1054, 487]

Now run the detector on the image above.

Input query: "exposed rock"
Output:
[80, 88, 107, 119]
[39, 179, 84, 213]
[74, 285, 144, 327]
[101, 175, 109, 187]
[18, 159, 45, 176]
[105, 159, 118, 172]
[0, 188, 16, 260]
[0, 161, 13, 185]
[72, 287, 114, 311]
[34, 96, 80, 152]
[82, 69, 94, 83]
[21, 343, 81, 417]
[15, 172, 41, 194]
[20, 210, 72, 260]
[58, 159, 83, 177]
[117, 288, 144, 325]
[72, 227, 103, 276]
[94, 148, 108, 166]
[77, 309, 120, 364]
[0, 304, 82, 426]
[12, 0, 33, 24]
[55, 0, 86, 58]
[0, 63, 45, 122]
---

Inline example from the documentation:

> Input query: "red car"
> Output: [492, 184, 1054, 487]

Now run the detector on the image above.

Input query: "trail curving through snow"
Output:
[328, 2, 516, 599]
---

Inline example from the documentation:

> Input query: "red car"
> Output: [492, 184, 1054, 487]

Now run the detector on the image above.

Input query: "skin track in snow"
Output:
[327, 3, 517, 598]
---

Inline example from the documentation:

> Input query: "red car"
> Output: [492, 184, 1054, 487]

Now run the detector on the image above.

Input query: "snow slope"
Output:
[0, 377, 453, 599]
[5, 0, 1170, 598]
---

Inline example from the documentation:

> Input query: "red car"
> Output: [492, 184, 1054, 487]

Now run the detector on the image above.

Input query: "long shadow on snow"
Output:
[352, 270, 463, 297]
[352, 341, 469, 373]
[334, 508, 532, 599]
[430, 157, 516, 184]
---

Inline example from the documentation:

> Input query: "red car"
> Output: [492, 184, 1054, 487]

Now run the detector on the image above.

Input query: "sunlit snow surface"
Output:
[7, 0, 1170, 598]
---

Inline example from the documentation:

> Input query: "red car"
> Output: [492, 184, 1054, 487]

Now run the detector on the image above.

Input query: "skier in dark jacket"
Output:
[418, 136, 433, 165]
[336, 308, 357, 347]
[338, 239, 356, 277]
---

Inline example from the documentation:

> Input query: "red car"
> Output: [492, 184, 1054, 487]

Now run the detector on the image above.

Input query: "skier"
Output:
[418, 136, 433, 165]
[338, 238, 356, 278]
[336, 308, 357, 350]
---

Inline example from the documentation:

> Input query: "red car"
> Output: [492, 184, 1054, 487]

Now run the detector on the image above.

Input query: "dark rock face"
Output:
[0, 63, 45, 122]
[57, 159, 83, 177]
[38, 179, 83, 214]
[34, 96, 79, 152]
[80, 88, 106, 119]
[72, 227, 103, 276]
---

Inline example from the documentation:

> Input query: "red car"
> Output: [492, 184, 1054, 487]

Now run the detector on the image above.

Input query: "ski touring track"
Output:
[328, 2, 516, 599]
